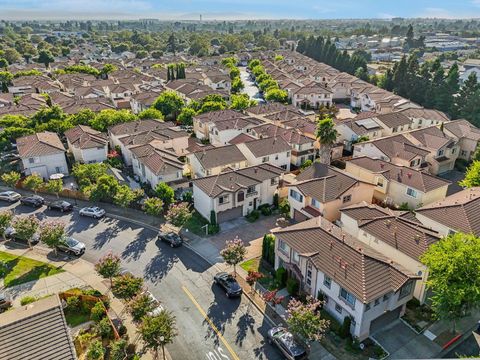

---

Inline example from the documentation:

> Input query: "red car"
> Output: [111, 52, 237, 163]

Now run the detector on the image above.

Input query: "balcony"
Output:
[246, 190, 258, 198]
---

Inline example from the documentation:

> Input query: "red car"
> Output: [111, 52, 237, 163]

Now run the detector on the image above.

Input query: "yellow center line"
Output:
[182, 285, 240, 360]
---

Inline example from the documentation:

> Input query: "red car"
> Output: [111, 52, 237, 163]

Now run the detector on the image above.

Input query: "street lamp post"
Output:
[159, 335, 165, 360]
[70, 183, 77, 206]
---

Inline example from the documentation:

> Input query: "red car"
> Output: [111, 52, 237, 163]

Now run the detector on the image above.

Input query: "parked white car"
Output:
[144, 290, 164, 316]
[0, 191, 21, 203]
[79, 206, 106, 219]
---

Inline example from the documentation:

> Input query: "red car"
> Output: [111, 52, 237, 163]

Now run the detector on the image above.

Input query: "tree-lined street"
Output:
[0, 200, 282, 360]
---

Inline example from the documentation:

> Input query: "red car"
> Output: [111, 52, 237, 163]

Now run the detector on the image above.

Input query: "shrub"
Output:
[20, 296, 38, 305]
[97, 317, 113, 339]
[66, 296, 81, 311]
[90, 301, 106, 322]
[273, 193, 279, 208]
[110, 339, 128, 360]
[279, 198, 290, 218]
[275, 267, 288, 288]
[210, 210, 217, 225]
[260, 206, 272, 216]
[286, 277, 299, 295]
[86, 340, 104, 360]
[246, 210, 260, 222]
[208, 224, 220, 234]
[340, 316, 352, 339]
[182, 191, 193, 204]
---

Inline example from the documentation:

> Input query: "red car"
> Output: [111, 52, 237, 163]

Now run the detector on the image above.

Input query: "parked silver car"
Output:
[57, 237, 86, 256]
[268, 327, 308, 360]
[79, 206, 106, 219]
[0, 191, 21, 203]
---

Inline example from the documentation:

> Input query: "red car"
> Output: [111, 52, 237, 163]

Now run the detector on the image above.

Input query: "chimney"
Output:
[254, 167, 258, 173]
[407, 172, 412, 179]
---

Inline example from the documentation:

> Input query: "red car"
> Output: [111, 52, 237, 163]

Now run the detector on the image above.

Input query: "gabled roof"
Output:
[131, 144, 183, 175]
[359, 134, 429, 161]
[407, 126, 455, 150]
[375, 112, 412, 128]
[416, 187, 480, 235]
[65, 125, 108, 149]
[348, 156, 450, 192]
[109, 119, 170, 136]
[193, 144, 246, 169]
[0, 295, 76, 360]
[242, 137, 291, 157]
[193, 164, 283, 197]
[443, 119, 480, 142]
[17, 131, 66, 158]
[273, 217, 419, 303]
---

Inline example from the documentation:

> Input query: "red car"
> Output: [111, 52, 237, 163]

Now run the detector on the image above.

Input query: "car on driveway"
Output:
[267, 327, 308, 360]
[0, 191, 21, 203]
[4, 226, 40, 245]
[48, 200, 73, 212]
[213, 272, 242, 298]
[79, 206, 105, 219]
[158, 232, 183, 247]
[57, 237, 85, 256]
[20, 195, 45, 207]
[143, 290, 164, 316]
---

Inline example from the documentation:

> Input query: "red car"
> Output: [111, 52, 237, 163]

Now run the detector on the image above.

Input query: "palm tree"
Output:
[315, 116, 338, 164]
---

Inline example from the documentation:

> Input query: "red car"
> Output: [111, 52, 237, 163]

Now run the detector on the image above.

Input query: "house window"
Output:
[55, 166, 63, 173]
[323, 275, 332, 289]
[365, 303, 371, 311]
[437, 149, 445, 157]
[335, 303, 343, 314]
[237, 191, 244, 202]
[278, 240, 290, 253]
[418, 119, 422, 125]
[383, 293, 391, 302]
[399, 281, 413, 299]
[247, 186, 256, 194]
[374, 298, 380, 306]
[28, 157, 36, 164]
[206, 170, 212, 176]
[281, 165, 287, 170]
[410, 160, 417, 167]
[286, 151, 291, 157]
[275, 154, 279, 160]
[292, 251, 299, 264]
[406, 188, 417, 198]
[340, 288, 356, 308]
[218, 195, 229, 204]
[342, 195, 352, 203]
[311, 198, 321, 209]
[262, 156, 269, 163]
[306, 266, 312, 286]
[376, 177, 384, 187]
[290, 189, 303, 202]
[451, 148, 457, 154]
[271, 177, 279, 185]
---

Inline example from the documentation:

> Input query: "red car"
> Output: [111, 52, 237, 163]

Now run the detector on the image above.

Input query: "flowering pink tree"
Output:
[165, 202, 192, 227]
[11, 215, 40, 248]
[220, 236, 247, 277]
[246, 270, 263, 294]
[38, 220, 66, 256]
[95, 252, 121, 288]
[262, 289, 284, 306]
[286, 296, 329, 343]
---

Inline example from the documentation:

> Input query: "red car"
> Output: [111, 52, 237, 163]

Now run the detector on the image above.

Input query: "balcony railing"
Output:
[246, 191, 258, 198]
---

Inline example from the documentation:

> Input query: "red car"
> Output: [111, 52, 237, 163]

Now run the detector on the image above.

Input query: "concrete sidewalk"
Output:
[0, 245, 169, 360]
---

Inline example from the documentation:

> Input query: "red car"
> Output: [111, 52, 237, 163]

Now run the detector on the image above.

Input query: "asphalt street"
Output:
[0, 199, 283, 360]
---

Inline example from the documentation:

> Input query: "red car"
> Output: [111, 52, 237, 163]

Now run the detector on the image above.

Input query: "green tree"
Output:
[460, 161, 480, 188]
[112, 274, 144, 300]
[455, 73, 480, 126]
[1, 171, 20, 188]
[23, 174, 44, 193]
[230, 94, 254, 110]
[421, 233, 480, 331]
[72, 162, 108, 190]
[100, 63, 117, 77]
[45, 179, 63, 198]
[152, 91, 184, 120]
[86, 340, 104, 360]
[128, 293, 155, 321]
[89, 175, 119, 202]
[264, 88, 288, 103]
[37, 50, 55, 68]
[0, 210, 13, 238]
[220, 237, 247, 277]
[11, 215, 39, 248]
[154, 182, 175, 209]
[315, 117, 338, 164]
[0, 71, 13, 92]
[286, 296, 329, 343]
[138, 310, 178, 360]
[110, 339, 128, 360]
[113, 184, 135, 209]
[0, 58, 7, 69]
[90, 109, 137, 132]
[177, 107, 196, 126]
[143, 197, 164, 216]
[138, 108, 164, 120]
[231, 77, 244, 94]
[279, 198, 291, 218]
[38, 220, 65, 256]
[95, 252, 121, 288]
[165, 202, 192, 227]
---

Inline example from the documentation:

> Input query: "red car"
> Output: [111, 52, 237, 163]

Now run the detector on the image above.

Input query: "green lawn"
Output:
[65, 311, 91, 327]
[184, 211, 210, 236]
[0, 251, 64, 288]
[240, 257, 276, 289]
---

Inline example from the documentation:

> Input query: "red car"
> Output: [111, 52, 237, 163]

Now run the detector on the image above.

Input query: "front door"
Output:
[253, 198, 257, 210]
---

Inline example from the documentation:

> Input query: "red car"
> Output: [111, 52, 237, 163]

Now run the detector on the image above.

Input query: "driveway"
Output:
[372, 320, 442, 359]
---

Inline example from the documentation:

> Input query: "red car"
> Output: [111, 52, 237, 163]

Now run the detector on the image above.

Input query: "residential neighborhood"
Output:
[1, 6, 480, 360]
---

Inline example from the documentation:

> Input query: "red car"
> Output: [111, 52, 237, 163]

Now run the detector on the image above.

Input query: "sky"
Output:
[1, 0, 480, 20]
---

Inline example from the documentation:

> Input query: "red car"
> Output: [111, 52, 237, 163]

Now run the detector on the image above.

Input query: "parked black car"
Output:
[4, 226, 40, 245]
[158, 232, 183, 247]
[213, 272, 242, 298]
[20, 195, 45, 207]
[47, 200, 73, 212]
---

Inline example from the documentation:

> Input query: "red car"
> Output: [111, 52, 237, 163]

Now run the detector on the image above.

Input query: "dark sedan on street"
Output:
[47, 200, 73, 212]
[158, 232, 183, 247]
[20, 195, 45, 207]
[214, 272, 242, 298]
